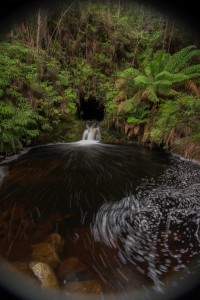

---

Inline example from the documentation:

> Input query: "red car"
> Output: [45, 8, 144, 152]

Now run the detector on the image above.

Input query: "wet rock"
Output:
[45, 233, 64, 255]
[59, 269, 98, 286]
[60, 271, 84, 285]
[65, 280, 102, 294]
[58, 257, 87, 278]
[31, 243, 60, 269]
[29, 261, 59, 289]
[12, 261, 30, 273]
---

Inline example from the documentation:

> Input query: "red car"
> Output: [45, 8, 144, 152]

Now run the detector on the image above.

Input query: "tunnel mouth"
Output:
[78, 96, 105, 122]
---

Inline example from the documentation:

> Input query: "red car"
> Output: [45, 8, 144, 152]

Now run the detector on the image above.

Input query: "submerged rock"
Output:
[29, 261, 59, 289]
[65, 279, 102, 294]
[45, 233, 64, 255]
[58, 256, 87, 278]
[31, 243, 60, 269]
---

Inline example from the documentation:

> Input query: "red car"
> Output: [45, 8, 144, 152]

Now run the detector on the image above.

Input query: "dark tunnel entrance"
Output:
[78, 96, 105, 121]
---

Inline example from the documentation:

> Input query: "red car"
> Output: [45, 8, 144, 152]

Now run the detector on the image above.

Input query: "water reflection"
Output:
[0, 142, 199, 297]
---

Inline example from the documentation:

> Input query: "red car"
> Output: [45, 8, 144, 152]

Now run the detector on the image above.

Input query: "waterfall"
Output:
[82, 120, 101, 141]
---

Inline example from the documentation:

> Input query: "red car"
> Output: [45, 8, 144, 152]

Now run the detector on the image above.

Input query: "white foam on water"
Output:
[172, 152, 200, 167]
[0, 147, 31, 165]
[91, 157, 200, 293]
[76, 140, 100, 146]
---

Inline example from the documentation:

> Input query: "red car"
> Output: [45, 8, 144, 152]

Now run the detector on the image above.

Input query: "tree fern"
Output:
[148, 51, 168, 77]
[133, 75, 151, 88]
[127, 116, 146, 125]
[122, 99, 135, 113]
[126, 105, 150, 125]
[165, 45, 200, 73]
[119, 67, 142, 79]
[182, 64, 200, 75]
[146, 86, 159, 102]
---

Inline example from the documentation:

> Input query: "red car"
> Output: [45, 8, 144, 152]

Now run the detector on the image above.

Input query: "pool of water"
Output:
[0, 142, 199, 298]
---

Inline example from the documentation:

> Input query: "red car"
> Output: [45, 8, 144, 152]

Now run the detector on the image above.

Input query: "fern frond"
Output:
[123, 99, 135, 113]
[182, 64, 200, 75]
[155, 71, 172, 80]
[134, 75, 151, 88]
[120, 68, 142, 79]
[168, 73, 189, 84]
[148, 51, 169, 78]
[146, 86, 159, 102]
[155, 80, 172, 87]
[127, 116, 148, 125]
[165, 45, 198, 73]
[158, 87, 178, 96]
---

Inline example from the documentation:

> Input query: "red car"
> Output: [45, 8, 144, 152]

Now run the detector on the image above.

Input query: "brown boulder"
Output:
[29, 261, 59, 289]
[31, 243, 60, 269]
[58, 257, 87, 278]
[65, 279, 102, 294]
[45, 233, 64, 255]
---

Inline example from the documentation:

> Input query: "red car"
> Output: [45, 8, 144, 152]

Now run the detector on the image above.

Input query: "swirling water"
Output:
[0, 141, 200, 297]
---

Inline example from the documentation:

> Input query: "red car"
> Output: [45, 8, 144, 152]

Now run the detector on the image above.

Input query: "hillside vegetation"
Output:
[0, 0, 200, 159]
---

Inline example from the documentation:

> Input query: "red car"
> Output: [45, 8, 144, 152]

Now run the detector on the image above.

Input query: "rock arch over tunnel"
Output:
[78, 96, 105, 121]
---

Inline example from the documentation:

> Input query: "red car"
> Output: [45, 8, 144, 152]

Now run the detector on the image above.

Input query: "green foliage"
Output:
[105, 42, 200, 148]
[127, 116, 147, 125]
[0, 101, 39, 154]
[148, 100, 178, 143]
[126, 104, 150, 125]
[148, 94, 200, 145]
[0, 1, 200, 153]
[165, 45, 200, 73]
[0, 40, 82, 152]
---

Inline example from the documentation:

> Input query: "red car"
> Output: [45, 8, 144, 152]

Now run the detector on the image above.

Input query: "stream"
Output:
[0, 141, 200, 298]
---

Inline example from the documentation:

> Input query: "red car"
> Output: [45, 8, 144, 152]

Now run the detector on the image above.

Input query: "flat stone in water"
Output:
[45, 233, 65, 255]
[31, 243, 60, 269]
[58, 257, 87, 278]
[65, 279, 102, 294]
[29, 261, 59, 289]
